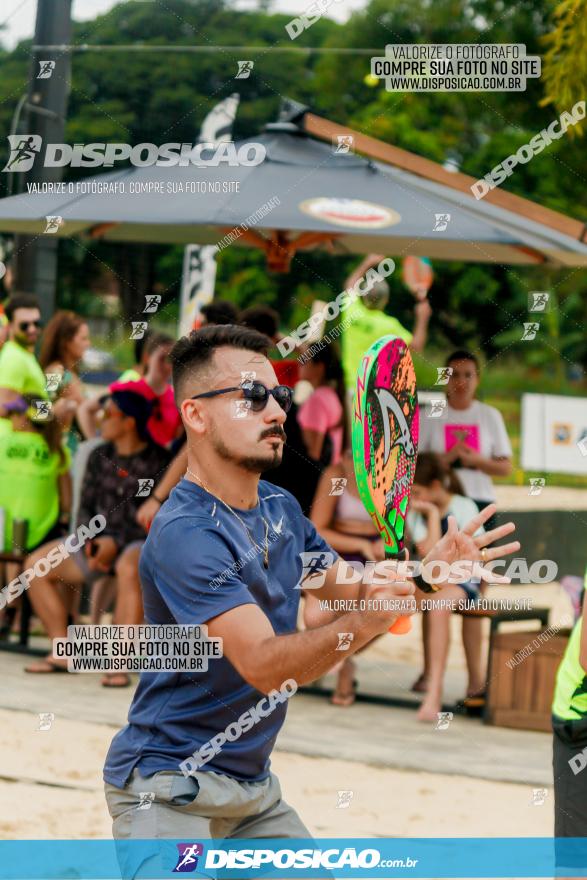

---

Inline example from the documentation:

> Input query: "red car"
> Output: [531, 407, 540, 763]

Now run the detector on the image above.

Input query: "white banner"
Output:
[179, 245, 218, 337]
[179, 94, 240, 336]
[521, 393, 587, 475]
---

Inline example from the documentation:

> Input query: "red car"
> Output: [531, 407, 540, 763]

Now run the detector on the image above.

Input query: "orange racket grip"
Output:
[388, 615, 412, 635]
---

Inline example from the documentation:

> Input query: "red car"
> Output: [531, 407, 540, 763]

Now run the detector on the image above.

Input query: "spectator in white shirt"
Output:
[419, 350, 512, 522]
[417, 351, 513, 714]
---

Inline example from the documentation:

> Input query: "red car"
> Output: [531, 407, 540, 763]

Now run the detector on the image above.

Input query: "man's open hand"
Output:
[424, 504, 520, 585]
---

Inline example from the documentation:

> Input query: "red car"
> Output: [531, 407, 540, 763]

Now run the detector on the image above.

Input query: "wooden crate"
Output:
[486, 629, 570, 732]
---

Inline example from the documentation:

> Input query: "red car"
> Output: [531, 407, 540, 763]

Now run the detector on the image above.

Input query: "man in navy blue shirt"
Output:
[104, 324, 513, 850]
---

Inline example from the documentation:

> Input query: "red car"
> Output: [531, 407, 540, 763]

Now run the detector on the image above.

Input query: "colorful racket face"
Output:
[351, 336, 419, 557]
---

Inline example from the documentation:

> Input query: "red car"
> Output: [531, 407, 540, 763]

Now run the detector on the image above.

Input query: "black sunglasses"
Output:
[191, 380, 293, 413]
[18, 320, 42, 331]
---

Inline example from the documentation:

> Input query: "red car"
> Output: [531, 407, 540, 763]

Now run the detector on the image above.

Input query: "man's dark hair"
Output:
[446, 349, 480, 372]
[200, 300, 239, 326]
[240, 305, 279, 340]
[5, 293, 40, 322]
[171, 324, 271, 401]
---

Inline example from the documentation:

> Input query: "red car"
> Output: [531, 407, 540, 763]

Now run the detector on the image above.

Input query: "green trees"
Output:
[0, 0, 584, 367]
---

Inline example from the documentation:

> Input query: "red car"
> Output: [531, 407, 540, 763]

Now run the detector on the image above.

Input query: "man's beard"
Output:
[210, 425, 285, 473]
[13, 331, 34, 349]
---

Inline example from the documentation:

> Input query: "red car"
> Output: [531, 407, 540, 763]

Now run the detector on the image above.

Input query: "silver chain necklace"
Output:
[186, 467, 270, 569]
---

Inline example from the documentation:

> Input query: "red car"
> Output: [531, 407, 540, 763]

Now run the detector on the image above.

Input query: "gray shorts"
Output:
[104, 768, 311, 878]
[73, 539, 145, 584]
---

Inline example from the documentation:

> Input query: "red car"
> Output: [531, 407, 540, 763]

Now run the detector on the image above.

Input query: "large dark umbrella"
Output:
[0, 105, 585, 270]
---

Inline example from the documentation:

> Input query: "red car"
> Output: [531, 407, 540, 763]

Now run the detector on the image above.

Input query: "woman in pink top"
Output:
[297, 344, 345, 466]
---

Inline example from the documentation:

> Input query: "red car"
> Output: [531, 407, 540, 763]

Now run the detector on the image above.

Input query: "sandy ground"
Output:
[0, 578, 570, 841]
[0, 707, 552, 840]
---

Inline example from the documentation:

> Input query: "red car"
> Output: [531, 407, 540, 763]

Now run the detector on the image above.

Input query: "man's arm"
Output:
[344, 254, 385, 291]
[207, 577, 414, 694]
[409, 298, 431, 353]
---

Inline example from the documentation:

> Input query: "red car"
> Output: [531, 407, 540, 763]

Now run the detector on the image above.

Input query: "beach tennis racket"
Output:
[351, 336, 419, 635]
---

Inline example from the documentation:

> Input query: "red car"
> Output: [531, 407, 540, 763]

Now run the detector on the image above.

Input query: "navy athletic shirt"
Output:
[103, 478, 333, 787]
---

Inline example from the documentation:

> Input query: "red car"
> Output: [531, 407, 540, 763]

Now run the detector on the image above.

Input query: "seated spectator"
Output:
[418, 350, 512, 525]
[407, 453, 485, 721]
[0, 294, 47, 423]
[297, 343, 345, 466]
[304, 448, 384, 706]
[0, 394, 71, 638]
[39, 310, 91, 455]
[24, 384, 171, 686]
[79, 333, 182, 449]
[0, 394, 71, 554]
[199, 300, 238, 326]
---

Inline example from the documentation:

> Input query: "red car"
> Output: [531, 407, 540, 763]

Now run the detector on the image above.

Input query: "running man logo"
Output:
[130, 322, 149, 340]
[336, 632, 354, 651]
[528, 477, 545, 496]
[298, 551, 334, 589]
[236, 60, 254, 79]
[232, 399, 252, 419]
[336, 790, 354, 808]
[34, 400, 52, 420]
[137, 791, 155, 811]
[173, 843, 204, 873]
[2, 135, 42, 172]
[528, 292, 550, 312]
[530, 787, 548, 806]
[45, 373, 61, 393]
[37, 60, 56, 79]
[143, 294, 161, 313]
[434, 711, 453, 730]
[428, 399, 447, 418]
[435, 367, 453, 385]
[335, 135, 354, 154]
[521, 322, 539, 341]
[36, 712, 54, 731]
[329, 477, 347, 496]
[433, 213, 451, 231]
[44, 216, 63, 234]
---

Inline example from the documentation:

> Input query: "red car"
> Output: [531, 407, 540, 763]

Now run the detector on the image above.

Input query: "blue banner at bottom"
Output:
[0, 838, 586, 878]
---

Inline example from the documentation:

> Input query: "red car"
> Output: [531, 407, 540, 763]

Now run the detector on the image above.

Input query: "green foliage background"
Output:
[0, 0, 585, 376]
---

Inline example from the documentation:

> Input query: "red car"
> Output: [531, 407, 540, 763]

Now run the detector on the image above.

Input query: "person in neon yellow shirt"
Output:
[340, 254, 432, 391]
[0, 394, 71, 552]
[0, 294, 47, 425]
[552, 568, 587, 858]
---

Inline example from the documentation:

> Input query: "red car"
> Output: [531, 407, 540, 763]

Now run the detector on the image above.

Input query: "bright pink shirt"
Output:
[297, 385, 343, 464]
[110, 378, 182, 448]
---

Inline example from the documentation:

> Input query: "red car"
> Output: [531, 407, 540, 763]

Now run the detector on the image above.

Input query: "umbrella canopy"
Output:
[0, 110, 586, 269]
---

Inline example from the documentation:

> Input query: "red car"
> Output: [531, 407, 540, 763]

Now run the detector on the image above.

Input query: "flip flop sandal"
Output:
[331, 679, 358, 707]
[101, 673, 131, 688]
[25, 659, 69, 674]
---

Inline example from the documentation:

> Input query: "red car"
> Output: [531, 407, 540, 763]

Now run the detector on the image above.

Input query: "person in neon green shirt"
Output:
[340, 254, 432, 391]
[0, 395, 71, 552]
[552, 568, 587, 854]
[0, 294, 47, 425]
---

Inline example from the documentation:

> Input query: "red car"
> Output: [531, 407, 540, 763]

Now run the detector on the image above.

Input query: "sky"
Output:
[0, 0, 365, 49]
